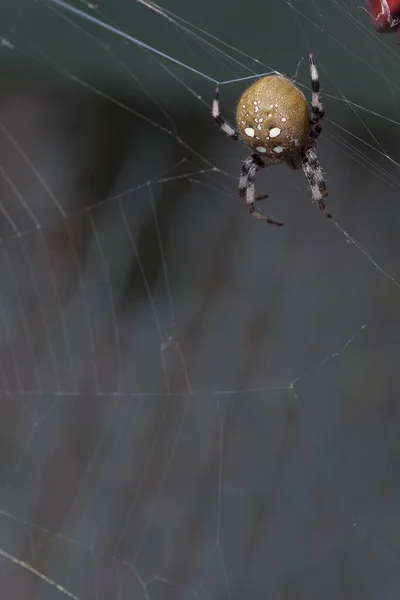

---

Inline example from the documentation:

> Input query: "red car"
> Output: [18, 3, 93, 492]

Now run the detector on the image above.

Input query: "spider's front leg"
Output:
[302, 146, 331, 218]
[212, 85, 239, 140]
[309, 52, 325, 141]
[239, 154, 283, 226]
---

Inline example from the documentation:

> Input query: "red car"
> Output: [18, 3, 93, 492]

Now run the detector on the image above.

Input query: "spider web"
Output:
[0, 0, 400, 597]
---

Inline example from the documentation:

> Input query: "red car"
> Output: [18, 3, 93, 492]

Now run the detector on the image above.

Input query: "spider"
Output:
[212, 53, 331, 226]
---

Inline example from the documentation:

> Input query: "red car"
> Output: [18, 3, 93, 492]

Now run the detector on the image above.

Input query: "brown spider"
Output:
[212, 53, 331, 225]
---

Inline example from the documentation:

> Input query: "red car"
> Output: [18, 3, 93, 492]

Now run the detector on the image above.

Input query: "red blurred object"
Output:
[366, 0, 400, 34]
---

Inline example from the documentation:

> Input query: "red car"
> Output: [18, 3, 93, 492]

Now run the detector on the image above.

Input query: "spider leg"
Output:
[308, 52, 324, 141]
[212, 84, 239, 140]
[240, 154, 283, 226]
[286, 155, 302, 170]
[302, 146, 331, 218]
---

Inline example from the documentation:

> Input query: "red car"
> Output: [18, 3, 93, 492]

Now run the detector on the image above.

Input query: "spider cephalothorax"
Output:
[212, 53, 331, 225]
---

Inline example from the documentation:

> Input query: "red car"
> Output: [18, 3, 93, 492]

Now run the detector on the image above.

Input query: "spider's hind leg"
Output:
[302, 146, 331, 218]
[286, 155, 302, 170]
[239, 154, 283, 226]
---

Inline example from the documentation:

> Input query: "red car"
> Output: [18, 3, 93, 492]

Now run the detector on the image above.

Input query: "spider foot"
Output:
[311, 196, 331, 218]
[249, 207, 283, 226]
[318, 202, 332, 218]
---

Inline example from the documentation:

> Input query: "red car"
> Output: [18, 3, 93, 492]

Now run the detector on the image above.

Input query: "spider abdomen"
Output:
[236, 75, 309, 163]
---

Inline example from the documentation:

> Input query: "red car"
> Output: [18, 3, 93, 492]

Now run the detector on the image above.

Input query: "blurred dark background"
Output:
[1, 0, 400, 598]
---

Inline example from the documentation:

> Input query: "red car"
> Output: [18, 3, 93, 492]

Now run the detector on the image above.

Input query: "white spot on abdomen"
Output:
[256, 146, 267, 153]
[273, 145, 284, 153]
[244, 127, 255, 137]
[269, 127, 281, 138]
